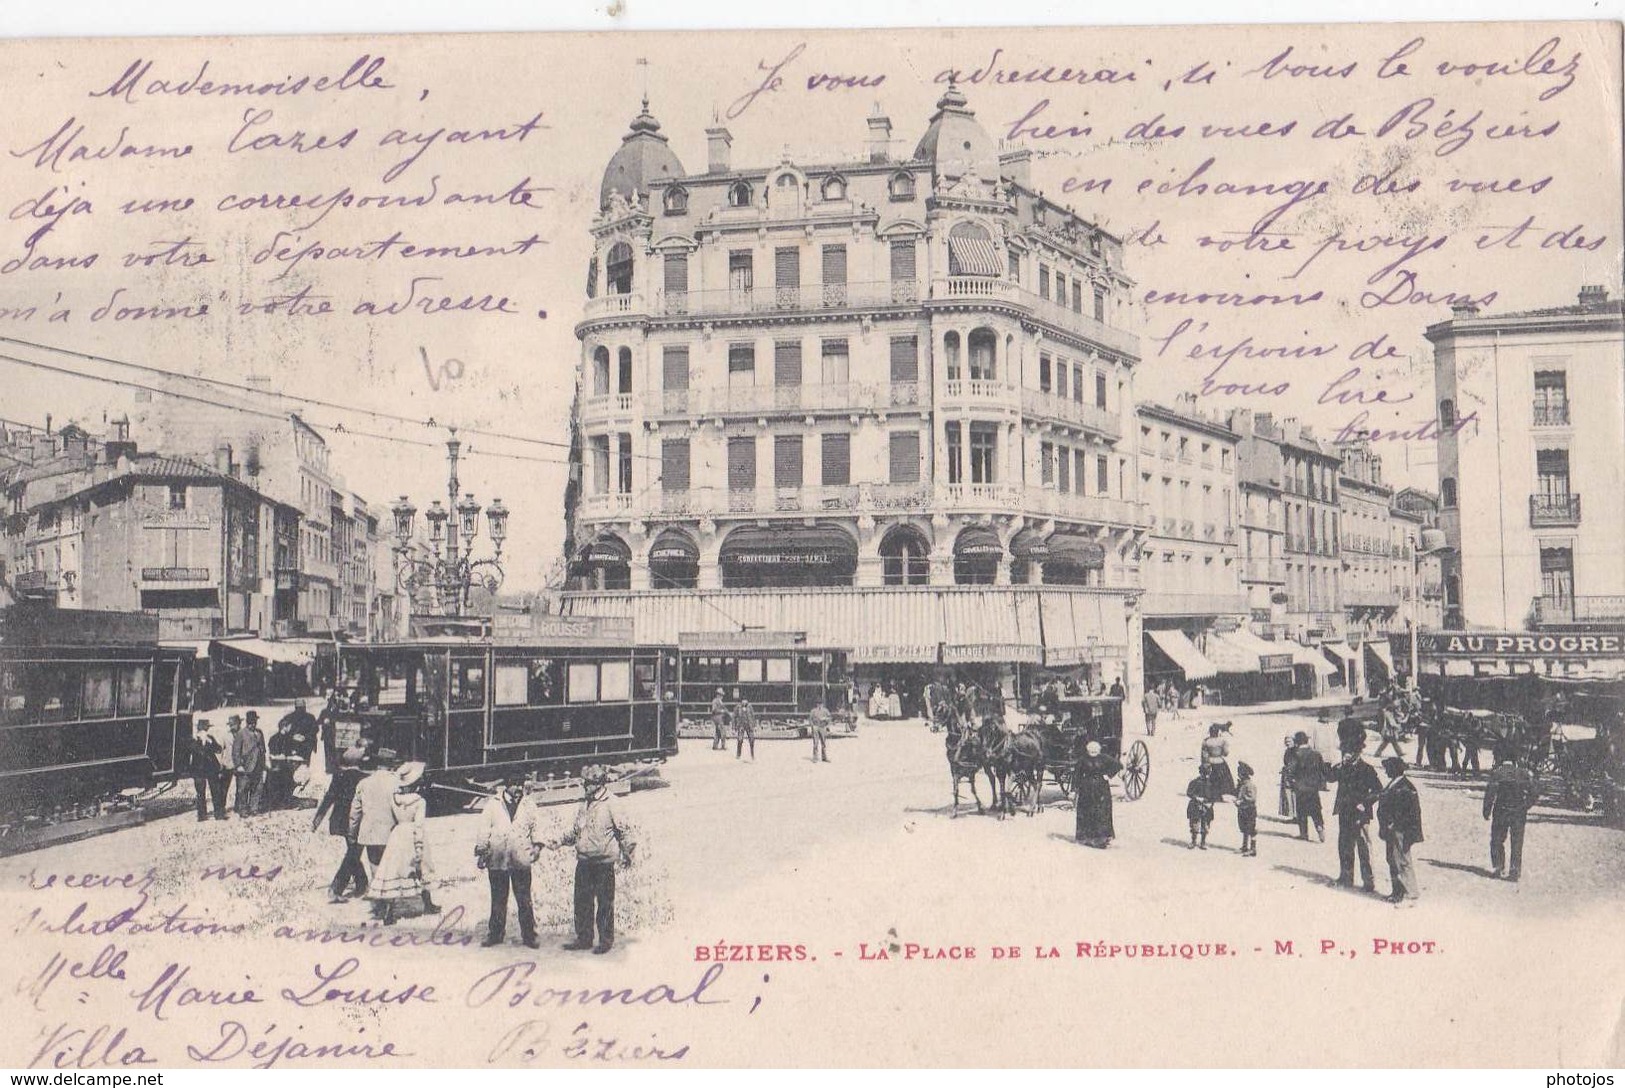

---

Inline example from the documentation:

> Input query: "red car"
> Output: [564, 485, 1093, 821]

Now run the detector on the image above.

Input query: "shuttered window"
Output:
[1094, 287, 1106, 322]
[1096, 372, 1108, 409]
[775, 247, 800, 288]
[820, 433, 850, 486]
[775, 435, 804, 489]
[728, 437, 757, 492]
[822, 245, 847, 285]
[889, 432, 920, 484]
[663, 253, 689, 293]
[1038, 265, 1050, 300]
[662, 346, 689, 390]
[728, 343, 755, 388]
[889, 336, 918, 383]
[774, 341, 803, 386]
[1075, 450, 1088, 495]
[1057, 445, 1071, 491]
[661, 439, 690, 492]
[821, 339, 850, 385]
[889, 240, 915, 282]
[1097, 455, 1110, 495]
[1041, 442, 1055, 486]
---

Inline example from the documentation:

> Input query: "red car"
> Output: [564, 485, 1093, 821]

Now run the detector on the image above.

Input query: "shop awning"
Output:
[648, 531, 698, 564]
[1009, 528, 1049, 560]
[160, 639, 214, 658]
[216, 638, 317, 665]
[1206, 630, 1260, 673]
[720, 525, 858, 577]
[581, 535, 631, 565]
[948, 236, 1002, 277]
[1230, 629, 1296, 673]
[1322, 642, 1358, 668]
[1045, 533, 1107, 570]
[1290, 642, 1336, 676]
[1365, 639, 1395, 678]
[1146, 629, 1219, 681]
[940, 590, 1040, 664]
[953, 526, 1003, 557]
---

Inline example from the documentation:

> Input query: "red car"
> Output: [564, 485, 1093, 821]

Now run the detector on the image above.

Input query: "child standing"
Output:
[1236, 761, 1259, 857]
[1186, 765, 1215, 850]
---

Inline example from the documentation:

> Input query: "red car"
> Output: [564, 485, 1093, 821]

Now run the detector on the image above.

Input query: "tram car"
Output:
[328, 635, 680, 812]
[671, 632, 856, 739]
[0, 606, 195, 844]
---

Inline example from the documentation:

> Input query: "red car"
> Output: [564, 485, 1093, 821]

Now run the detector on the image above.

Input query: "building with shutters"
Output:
[563, 87, 1148, 700]
[1428, 286, 1625, 632]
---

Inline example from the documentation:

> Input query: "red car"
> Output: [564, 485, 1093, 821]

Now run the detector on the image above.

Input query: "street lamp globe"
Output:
[391, 495, 417, 545]
[486, 498, 509, 549]
[424, 500, 447, 542]
[457, 492, 482, 540]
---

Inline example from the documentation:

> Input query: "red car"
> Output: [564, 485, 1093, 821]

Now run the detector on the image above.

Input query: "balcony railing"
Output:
[1532, 595, 1625, 625]
[1241, 557, 1286, 583]
[653, 281, 917, 318]
[1019, 388, 1123, 439]
[1025, 487, 1145, 527]
[940, 482, 1023, 509]
[13, 569, 56, 592]
[647, 382, 924, 418]
[580, 492, 634, 516]
[582, 293, 644, 320]
[1140, 591, 1249, 617]
[1018, 288, 1140, 357]
[1532, 403, 1571, 427]
[935, 276, 1020, 303]
[943, 378, 1015, 402]
[1530, 493, 1581, 527]
[581, 392, 635, 420]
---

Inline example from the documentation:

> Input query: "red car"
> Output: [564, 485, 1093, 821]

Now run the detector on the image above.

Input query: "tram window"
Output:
[32, 665, 80, 723]
[798, 654, 825, 682]
[494, 664, 528, 706]
[527, 659, 565, 704]
[600, 660, 631, 702]
[568, 663, 599, 703]
[117, 666, 149, 716]
[450, 661, 485, 708]
[83, 667, 116, 718]
[1, 665, 23, 720]
[737, 658, 765, 683]
[634, 663, 657, 700]
[765, 657, 792, 683]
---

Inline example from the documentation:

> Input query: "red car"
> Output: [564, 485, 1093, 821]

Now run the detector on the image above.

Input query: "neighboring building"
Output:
[3, 445, 299, 638]
[563, 88, 1149, 703]
[1135, 399, 1254, 700]
[1429, 285, 1625, 631]
[1394, 486, 1445, 634]
[1336, 437, 1398, 694]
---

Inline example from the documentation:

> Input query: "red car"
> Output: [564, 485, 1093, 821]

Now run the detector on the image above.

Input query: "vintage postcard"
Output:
[0, 19, 1621, 1070]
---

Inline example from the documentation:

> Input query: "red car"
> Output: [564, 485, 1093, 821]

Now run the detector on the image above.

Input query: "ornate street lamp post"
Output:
[390, 429, 509, 615]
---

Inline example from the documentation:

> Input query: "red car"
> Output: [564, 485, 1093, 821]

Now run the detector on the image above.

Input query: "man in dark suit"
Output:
[1377, 757, 1423, 905]
[1286, 731, 1329, 842]
[231, 712, 268, 817]
[312, 748, 368, 902]
[1326, 737, 1382, 892]
[1484, 750, 1537, 881]
[188, 719, 229, 820]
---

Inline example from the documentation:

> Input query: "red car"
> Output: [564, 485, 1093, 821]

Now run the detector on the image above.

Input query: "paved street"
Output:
[4, 699, 1622, 1066]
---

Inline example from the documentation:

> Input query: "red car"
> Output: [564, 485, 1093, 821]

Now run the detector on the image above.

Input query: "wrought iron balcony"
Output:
[1532, 595, 1625, 625]
[1532, 402, 1571, 427]
[653, 281, 917, 318]
[1529, 493, 1581, 527]
[1020, 388, 1123, 439]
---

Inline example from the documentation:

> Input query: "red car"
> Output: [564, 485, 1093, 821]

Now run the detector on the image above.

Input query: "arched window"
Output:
[617, 347, 633, 395]
[821, 175, 847, 201]
[648, 530, 699, 590]
[953, 526, 1001, 586]
[1441, 477, 1457, 508]
[770, 172, 802, 215]
[879, 525, 931, 586]
[947, 221, 1000, 277]
[728, 181, 753, 208]
[943, 331, 961, 381]
[585, 256, 599, 299]
[580, 533, 631, 591]
[606, 242, 634, 295]
[591, 346, 611, 396]
[967, 328, 997, 381]
[888, 171, 916, 201]
[1439, 398, 1455, 426]
[662, 186, 688, 215]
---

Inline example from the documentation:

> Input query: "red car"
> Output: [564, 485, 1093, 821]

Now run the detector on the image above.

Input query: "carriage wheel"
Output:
[1121, 740, 1150, 801]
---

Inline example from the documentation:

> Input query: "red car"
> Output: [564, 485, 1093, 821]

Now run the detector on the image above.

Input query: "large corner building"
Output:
[561, 88, 1148, 697]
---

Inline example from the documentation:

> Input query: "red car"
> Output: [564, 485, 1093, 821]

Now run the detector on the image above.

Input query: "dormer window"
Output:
[888, 172, 915, 201]
[728, 181, 753, 208]
[662, 186, 688, 215]
[821, 175, 847, 201]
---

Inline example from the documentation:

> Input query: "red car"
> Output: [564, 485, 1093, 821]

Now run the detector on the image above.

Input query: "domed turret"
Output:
[912, 83, 997, 183]
[599, 97, 686, 212]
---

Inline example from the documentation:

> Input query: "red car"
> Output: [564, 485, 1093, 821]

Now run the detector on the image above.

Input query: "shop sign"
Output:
[144, 512, 214, 530]
[851, 644, 939, 663]
[943, 643, 1042, 664]
[1044, 646, 1090, 666]
[1419, 631, 1625, 658]
[1259, 653, 1294, 673]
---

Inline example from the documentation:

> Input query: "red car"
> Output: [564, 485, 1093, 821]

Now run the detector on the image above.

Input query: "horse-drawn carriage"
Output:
[947, 693, 1150, 817]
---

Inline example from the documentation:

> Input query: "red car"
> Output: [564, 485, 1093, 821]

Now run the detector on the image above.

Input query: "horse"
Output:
[1000, 723, 1047, 816]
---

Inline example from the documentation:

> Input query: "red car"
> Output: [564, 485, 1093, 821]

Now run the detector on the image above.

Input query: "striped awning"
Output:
[1146, 629, 1218, 681]
[1365, 639, 1395, 678]
[1322, 642, 1358, 668]
[948, 237, 1002, 277]
[1207, 630, 1262, 674]
[1289, 642, 1335, 676]
[940, 590, 1040, 664]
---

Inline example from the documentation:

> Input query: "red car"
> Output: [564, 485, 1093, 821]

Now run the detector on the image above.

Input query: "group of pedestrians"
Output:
[185, 703, 318, 820]
[707, 688, 836, 764]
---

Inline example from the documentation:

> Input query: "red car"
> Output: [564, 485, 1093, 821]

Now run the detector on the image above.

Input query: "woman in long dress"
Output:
[1073, 740, 1122, 848]
[1201, 723, 1237, 799]
[366, 766, 441, 925]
